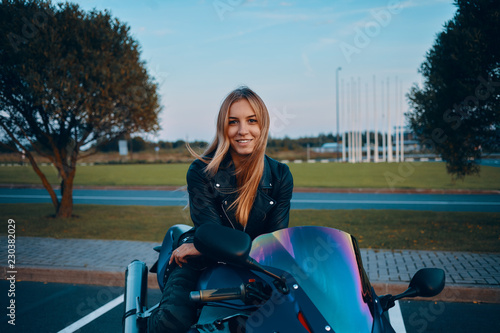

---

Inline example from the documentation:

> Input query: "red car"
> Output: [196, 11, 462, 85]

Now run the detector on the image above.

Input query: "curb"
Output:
[3, 267, 499, 304]
[292, 187, 500, 194]
[1, 266, 158, 291]
[1, 183, 499, 194]
[371, 282, 500, 304]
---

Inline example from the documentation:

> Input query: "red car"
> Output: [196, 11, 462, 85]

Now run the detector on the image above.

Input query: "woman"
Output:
[147, 86, 293, 333]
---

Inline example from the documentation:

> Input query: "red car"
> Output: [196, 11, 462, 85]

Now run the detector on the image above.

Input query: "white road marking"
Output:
[1, 194, 498, 206]
[57, 294, 124, 333]
[291, 199, 498, 206]
[0, 194, 186, 201]
[389, 300, 407, 333]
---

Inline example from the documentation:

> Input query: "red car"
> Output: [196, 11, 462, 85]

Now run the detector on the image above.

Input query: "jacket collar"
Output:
[260, 156, 273, 190]
[213, 154, 273, 190]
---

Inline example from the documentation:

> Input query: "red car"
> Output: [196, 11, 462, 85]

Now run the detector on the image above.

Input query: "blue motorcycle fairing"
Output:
[250, 226, 375, 333]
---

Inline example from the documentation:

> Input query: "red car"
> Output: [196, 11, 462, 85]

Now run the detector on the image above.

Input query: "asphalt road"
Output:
[1, 188, 499, 212]
[1, 281, 498, 333]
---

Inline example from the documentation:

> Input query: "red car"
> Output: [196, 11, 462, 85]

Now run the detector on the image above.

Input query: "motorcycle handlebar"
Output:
[190, 284, 246, 302]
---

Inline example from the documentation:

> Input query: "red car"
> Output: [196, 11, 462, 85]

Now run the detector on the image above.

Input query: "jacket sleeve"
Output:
[266, 163, 293, 233]
[186, 161, 224, 228]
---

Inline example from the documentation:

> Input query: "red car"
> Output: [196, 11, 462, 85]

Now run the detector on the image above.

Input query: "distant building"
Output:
[312, 142, 341, 153]
[403, 139, 421, 152]
[312, 136, 422, 153]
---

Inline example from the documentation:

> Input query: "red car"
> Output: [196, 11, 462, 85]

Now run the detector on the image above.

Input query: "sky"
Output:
[72, 0, 458, 142]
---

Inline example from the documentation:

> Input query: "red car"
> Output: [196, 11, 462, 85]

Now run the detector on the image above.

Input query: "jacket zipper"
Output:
[221, 203, 246, 231]
[221, 203, 236, 229]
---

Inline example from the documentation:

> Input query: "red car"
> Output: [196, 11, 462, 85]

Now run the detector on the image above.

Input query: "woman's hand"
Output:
[169, 242, 202, 267]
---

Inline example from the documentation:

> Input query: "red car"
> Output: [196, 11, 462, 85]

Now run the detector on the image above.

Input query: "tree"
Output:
[0, 0, 161, 217]
[406, 0, 500, 180]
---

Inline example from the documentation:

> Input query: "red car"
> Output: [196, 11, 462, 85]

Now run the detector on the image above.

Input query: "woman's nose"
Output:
[238, 123, 249, 135]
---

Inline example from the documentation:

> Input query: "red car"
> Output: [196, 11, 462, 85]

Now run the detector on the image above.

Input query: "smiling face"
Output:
[227, 99, 261, 168]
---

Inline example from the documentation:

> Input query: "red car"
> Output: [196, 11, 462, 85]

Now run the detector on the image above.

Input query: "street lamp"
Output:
[336, 66, 342, 161]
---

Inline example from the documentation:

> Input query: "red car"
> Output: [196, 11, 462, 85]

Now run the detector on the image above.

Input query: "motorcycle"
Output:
[123, 224, 445, 333]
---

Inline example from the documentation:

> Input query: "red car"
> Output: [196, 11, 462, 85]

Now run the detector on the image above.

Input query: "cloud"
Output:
[152, 28, 174, 36]
[307, 36, 338, 56]
[318, 37, 337, 46]
[203, 21, 282, 44]
[132, 26, 174, 37]
[300, 36, 338, 77]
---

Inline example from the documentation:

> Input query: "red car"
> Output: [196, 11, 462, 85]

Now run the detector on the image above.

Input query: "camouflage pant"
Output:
[147, 265, 202, 333]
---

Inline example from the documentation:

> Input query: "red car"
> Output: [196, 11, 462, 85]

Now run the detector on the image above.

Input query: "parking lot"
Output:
[2, 280, 499, 333]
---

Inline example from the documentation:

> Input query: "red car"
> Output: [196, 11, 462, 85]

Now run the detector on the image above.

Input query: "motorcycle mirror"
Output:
[409, 267, 446, 297]
[194, 223, 252, 265]
[394, 268, 446, 301]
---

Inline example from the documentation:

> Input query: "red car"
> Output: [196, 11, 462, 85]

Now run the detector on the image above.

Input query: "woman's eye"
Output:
[249, 119, 258, 123]
[228, 120, 238, 125]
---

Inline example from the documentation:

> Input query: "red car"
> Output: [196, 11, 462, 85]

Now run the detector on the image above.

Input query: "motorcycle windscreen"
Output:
[250, 226, 374, 333]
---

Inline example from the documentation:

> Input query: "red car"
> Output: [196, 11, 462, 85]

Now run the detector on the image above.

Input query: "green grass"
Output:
[2, 204, 498, 252]
[0, 163, 190, 186]
[1, 204, 192, 241]
[1, 162, 499, 190]
[288, 162, 500, 190]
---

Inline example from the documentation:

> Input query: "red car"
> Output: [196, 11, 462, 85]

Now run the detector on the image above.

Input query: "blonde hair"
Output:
[187, 86, 270, 227]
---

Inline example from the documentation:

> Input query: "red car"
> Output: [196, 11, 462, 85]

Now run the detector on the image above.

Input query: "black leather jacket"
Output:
[186, 154, 293, 240]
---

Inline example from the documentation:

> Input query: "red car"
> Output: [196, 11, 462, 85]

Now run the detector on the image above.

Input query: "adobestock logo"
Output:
[7, 7, 55, 52]
[213, 0, 246, 21]
[340, 1, 404, 64]
[269, 106, 296, 136]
